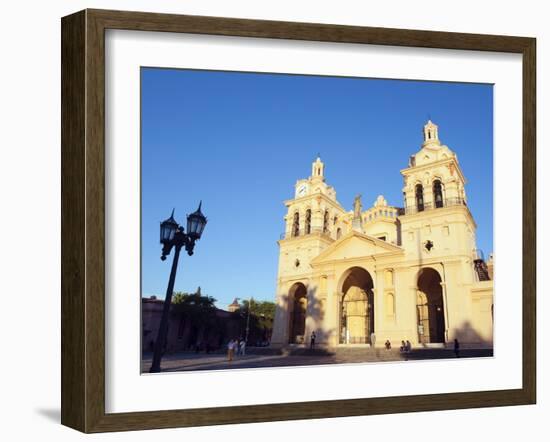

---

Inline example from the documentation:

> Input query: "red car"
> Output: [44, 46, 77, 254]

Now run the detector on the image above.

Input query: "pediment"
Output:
[310, 231, 403, 266]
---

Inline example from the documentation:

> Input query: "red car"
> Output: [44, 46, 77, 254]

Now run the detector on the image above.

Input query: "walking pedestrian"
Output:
[240, 339, 246, 356]
[310, 331, 316, 349]
[454, 338, 460, 358]
[235, 339, 241, 356]
[384, 340, 391, 350]
[370, 331, 376, 348]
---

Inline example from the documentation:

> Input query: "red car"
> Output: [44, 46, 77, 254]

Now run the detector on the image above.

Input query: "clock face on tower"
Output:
[296, 184, 308, 198]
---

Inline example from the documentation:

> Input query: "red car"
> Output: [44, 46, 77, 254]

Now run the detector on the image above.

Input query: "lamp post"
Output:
[149, 202, 207, 373]
[245, 296, 253, 344]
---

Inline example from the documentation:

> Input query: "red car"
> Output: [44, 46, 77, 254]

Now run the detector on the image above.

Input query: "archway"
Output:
[433, 179, 444, 208]
[288, 283, 307, 344]
[416, 268, 445, 343]
[415, 184, 425, 212]
[339, 267, 374, 344]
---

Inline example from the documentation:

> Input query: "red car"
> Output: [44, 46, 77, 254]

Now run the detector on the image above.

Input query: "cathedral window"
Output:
[323, 210, 330, 234]
[415, 184, 425, 212]
[292, 212, 300, 237]
[305, 209, 312, 234]
[433, 180, 444, 208]
[336, 228, 342, 239]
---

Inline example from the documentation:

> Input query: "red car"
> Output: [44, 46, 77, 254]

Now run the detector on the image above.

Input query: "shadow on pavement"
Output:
[142, 346, 493, 373]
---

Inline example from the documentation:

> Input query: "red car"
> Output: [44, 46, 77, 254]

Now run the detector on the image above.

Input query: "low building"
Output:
[142, 294, 241, 354]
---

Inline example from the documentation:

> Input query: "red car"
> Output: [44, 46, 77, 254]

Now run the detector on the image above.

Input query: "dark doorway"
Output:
[416, 268, 446, 343]
[288, 283, 307, 344]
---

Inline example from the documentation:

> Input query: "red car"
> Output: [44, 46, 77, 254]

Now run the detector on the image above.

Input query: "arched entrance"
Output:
[288, 283, 307, 344]
[416, 268, 446, 344]
[339, 267, 374, 344]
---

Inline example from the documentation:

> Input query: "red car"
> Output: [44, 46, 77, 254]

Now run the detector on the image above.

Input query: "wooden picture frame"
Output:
[61, 8, 536, 433]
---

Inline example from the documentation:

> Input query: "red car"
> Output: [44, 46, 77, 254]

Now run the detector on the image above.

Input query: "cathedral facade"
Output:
[270, 121, 494, 348]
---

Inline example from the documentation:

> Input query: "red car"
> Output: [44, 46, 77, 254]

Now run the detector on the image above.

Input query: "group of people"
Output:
[226, 338, 247, 361]
[225, 332, 461, 361]
[399, 340, 412, 353]
[394, 338, 461, 357]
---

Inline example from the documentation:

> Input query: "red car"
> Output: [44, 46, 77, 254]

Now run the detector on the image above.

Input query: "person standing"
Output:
[402, 340, 411, 361]
[370, 331, 376, 348]
[240, 339, 246, 356]
[454, 338, 460, 358]
[227, 339, 235, 362]
[310, 331, 316, 349]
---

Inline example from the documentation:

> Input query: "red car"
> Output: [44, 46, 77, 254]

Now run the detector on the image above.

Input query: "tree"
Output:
[171, 289, 219, 349]
[233, 298, 276, 345]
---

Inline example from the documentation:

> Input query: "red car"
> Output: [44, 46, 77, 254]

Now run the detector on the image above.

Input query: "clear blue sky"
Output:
[141, 68, 493, 309]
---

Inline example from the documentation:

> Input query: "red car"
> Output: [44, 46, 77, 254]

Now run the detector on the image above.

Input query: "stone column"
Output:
[270, 283, 290, 347]
[312, 199, 324, 232]
[304, 277, 318, 346]
[443, 260, 472, 343]
[444, 178, 460, 201]
[373, 269, 385, 347]
[440, 280, 450, 344]
[310, 273, 336, 346]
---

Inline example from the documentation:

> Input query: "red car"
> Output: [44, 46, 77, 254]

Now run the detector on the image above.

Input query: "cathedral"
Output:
[270, 121, 494, 349]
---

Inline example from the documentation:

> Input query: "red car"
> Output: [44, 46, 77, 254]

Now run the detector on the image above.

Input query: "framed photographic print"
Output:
[61, 9, 536, 433]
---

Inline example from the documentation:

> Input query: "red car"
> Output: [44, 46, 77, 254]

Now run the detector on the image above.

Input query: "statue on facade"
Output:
[353, 194, 362, 218]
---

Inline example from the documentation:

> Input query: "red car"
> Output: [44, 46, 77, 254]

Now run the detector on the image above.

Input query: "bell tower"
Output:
[399, 120, 476, 260]
[311, 156, 325, 181]
[422, 120, 441, 147]
[274, 156, 346, 346]
[402, 120, 468, 211]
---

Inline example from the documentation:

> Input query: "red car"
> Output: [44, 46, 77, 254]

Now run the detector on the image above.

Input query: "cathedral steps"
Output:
[247, 345, 493, 361]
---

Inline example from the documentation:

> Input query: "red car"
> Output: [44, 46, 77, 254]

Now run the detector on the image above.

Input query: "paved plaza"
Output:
[141, 347, 493, 373]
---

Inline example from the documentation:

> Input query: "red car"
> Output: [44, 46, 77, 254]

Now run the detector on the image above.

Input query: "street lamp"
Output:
[245, 296, 253, 345]
[149, 202, 207, 373]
